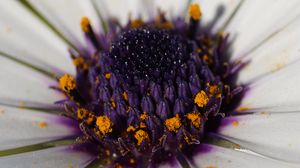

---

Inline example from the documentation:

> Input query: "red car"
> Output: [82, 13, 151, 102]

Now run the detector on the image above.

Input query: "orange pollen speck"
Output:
[232, 120, 239, 127]
[189, 3, 202, 21]
[86, 113, 95, 125]
[194, 90, 209, 107]
[96, 116, 113, 136]
[38, 122, 48, 128]
[110, 98, 116, 109]
[207, 83, 219, 96]
[140, 112, 148, 120]
[122, 92, 128, 101]
[131, 19, 144, 28]
[134, 130, 149, 145]
[77, 108, 89, 120]
[140, 122, 147, 128]
[187, 112, 201, 128]
[81, 17, 90, 32]
[165, 114, 182, 132]
[105, 73, 111, 79]
[129, 159, 136, 164]
[59, 74, 76, 93]
[73, 57, 89, 70]
[126, 125, 136, 132]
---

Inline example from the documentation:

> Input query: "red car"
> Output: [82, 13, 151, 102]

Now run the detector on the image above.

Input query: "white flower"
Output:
[0, 0, 300, 168]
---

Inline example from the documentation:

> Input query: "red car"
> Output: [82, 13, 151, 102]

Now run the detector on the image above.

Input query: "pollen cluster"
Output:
[56, 2, 243, 168]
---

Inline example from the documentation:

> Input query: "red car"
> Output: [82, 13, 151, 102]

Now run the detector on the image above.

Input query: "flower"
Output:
[0, 0, 300, 168]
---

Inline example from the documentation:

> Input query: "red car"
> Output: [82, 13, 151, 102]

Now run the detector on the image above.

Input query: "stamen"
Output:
[186, 112, 201, 128]
[189, 3, 202, 21]
[165, 114, 182, 132]
[96, 116, 113, 137]
[59, 74, 76, 93]
[80, 17, 102, 50]
[134, 130, 149, 145]
[194, 90, 209, 107]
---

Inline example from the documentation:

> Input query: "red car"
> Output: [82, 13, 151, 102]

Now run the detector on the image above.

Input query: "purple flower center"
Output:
[56, 4, 245, 168]
[110, 28, 188, 81]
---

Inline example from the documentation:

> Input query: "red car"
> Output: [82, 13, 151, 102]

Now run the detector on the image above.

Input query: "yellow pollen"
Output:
[86, 113, 95, 125]
[207, 83, 219, 96]
[81, 17, 90, 32]
[140, 112, 148, 120]
[203, 54, 213, 64]
[131, 19, 144, 28]
[156, 22, 174, 29]
[122, 91, 128, 101]
[38, 122, 48, 128]
[126, 125, 136, 132]
[77, 108, 89, 120]
[236, 106, 250, 112]
[194, 90, 209, 107]
[232, 120, 239, 127]
[189, 3, 202, 21]
[59, 74, 76, 92]
[140, 122, 147, 128]
[129, 158, 136, 164]
[73, 57, 89, 70]
[105, 73, 111, 79]
[126, 106, 131, 113]
[96, 116, 113, 136]
[165, 114, 182, 132]
[110, 98, 116, 109]
[134, 130, 149, 145]
[187, 112, 201, 128]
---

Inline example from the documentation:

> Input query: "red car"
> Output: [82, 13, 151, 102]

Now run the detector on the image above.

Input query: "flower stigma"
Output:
[55, 3, 244, 168]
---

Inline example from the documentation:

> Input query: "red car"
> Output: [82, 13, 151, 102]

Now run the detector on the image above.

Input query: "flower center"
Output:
[110, 28, 188, 81]
[56, 3, 244, 168]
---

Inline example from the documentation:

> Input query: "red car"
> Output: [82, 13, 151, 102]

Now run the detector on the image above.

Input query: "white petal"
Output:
[0, 106, 78, 150]
[196, 0, 243, 33]
[0, 1, 74, 75]
[97, 0, 140, 25]
[192, 144, 298, 168]
[237, 61, 300, 112]
[237, 18, 300, 84]
[159, 160, 182, 168]
[153, 0, 188, 19]
[218, 112, 300, 163]
[0, 55, 63, 106]
[226, 0, 300, 60]
[27, 0, 102, 46]
[0, 145, 93, 168]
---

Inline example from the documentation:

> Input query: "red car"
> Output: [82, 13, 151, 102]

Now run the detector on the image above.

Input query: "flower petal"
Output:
[218, 112, 300, 163]
[0, 55, 63, 106]
[0, 145, 93, 168]
[237, 60, 300, 112]
[226, 0, 300, 60]
[97, 0, 140, 25]
[192, 144, 298, 168]
[153, 0, 187, 18]
[237, 18, 300, 84]
[0, 0, 74, 75]
[26, 0, 102, 46]
[196, 0, 243, 32]
[0, 106, 79, 150]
